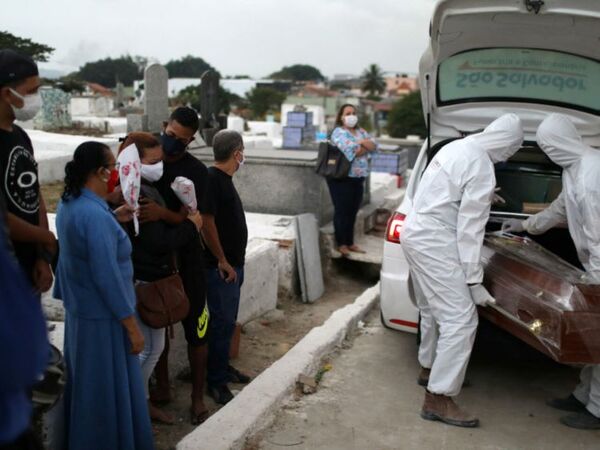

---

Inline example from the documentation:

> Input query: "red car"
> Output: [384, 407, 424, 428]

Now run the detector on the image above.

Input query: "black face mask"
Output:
[161, 133, 187, 156]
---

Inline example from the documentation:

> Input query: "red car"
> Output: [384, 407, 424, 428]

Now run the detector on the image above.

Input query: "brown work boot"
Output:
[421, 391, 479, 428]
[417, 367, 431, 387]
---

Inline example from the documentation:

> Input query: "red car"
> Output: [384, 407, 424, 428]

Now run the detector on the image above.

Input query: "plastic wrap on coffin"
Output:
[479, 235, 600, 364]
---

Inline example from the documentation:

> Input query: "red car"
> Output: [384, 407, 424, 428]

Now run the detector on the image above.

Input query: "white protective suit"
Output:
[401, 114, 523, 396]
[528, 114, 600, 418]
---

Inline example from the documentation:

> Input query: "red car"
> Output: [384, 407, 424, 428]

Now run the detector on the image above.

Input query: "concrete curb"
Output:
[177, 282, 380, 450]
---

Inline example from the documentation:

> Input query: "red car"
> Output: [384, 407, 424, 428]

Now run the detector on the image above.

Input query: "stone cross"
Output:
[199, 70, 220, 145]
[143, 63, 169, 133]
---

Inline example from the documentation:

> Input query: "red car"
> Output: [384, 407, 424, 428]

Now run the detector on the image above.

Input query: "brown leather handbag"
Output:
[136, 272, 189, 338]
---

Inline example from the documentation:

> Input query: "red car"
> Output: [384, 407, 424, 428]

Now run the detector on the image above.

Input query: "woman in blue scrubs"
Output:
[53, 141, 153, 450]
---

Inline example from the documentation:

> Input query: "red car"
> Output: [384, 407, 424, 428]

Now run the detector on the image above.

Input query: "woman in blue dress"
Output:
[329, 104, 378, 256]
[53, 141, 154, 450]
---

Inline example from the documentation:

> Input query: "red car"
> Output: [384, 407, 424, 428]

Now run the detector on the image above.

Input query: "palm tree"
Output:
[362, 64, 386, 98]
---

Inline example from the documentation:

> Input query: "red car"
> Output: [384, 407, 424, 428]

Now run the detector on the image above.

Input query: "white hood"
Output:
[466, 113, 524, 163]
[420, 0, 600, 144]
[536, 113, 592, 168]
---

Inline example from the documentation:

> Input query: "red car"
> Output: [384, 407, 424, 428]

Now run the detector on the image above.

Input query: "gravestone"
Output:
[115, 82, 125, 108]
[33, 87, 72, 130]
[294, 213, 324, 303]
[143, 63, 169, 133]
[126, 113, 148, 132]
[199, 70, 220, 145]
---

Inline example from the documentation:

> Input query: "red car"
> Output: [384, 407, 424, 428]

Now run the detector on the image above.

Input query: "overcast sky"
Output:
[7, 0, 438, 78]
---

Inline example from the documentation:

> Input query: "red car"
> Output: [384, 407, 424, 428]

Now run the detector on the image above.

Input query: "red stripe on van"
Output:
[390, 319, 418, 328]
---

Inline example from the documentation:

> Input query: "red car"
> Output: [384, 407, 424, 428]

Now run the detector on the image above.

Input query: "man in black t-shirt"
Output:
[137, 106, 211, 424]
[201, 129, 250, 405]
[0, 49, 56, 293]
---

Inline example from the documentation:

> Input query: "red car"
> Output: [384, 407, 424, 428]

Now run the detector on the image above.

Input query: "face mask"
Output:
[161, 133, 187, 156]
[140, 161, 164, 182]
[236, 152, 245, 171]
[9, 89, 42, 121]
[106, 169, 119, 193]
[343, 114, 358, 128]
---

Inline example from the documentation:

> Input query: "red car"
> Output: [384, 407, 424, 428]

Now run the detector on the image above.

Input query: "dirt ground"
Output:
[152, 260, 377, 450]
[40, 182, 64, 213]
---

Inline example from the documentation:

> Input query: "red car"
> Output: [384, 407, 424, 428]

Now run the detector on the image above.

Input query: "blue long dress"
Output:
[53, 189, 154, 450]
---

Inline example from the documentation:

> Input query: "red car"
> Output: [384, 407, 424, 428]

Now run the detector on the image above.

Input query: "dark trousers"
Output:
[206, 266, 244, 387]
[326, 177, 365, 247]
[0, 428, 43, 450]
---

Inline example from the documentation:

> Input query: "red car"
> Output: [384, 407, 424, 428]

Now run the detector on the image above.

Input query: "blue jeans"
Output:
[206, 266, 244, 387]
[136, 315, 165, 399]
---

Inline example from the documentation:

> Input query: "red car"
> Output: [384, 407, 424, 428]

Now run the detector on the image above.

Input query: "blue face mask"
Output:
[161, 133, 187, 156]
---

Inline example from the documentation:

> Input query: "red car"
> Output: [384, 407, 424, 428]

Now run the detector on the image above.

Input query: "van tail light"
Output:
[386, 212, 406, 244]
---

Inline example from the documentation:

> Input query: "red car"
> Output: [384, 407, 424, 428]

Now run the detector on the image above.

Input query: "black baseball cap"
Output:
[0, 49, 39, 87]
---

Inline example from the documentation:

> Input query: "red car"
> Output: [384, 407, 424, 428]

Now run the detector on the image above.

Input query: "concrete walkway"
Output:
[258, 308, 600, 450]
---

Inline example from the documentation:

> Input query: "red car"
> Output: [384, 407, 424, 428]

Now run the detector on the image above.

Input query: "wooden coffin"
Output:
[479, 234, 600, 364]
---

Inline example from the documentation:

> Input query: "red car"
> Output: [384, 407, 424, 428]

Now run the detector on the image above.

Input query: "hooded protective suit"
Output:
[514, 114, 600, 419]
[402, 113, 523, 396]
[522, 114, 600, 282]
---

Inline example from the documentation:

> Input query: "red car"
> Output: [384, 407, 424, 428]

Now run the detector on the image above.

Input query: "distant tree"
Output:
[0, 31, 54, 62]
[76, 55, 141, 87]
[55, 75, 86, 94]
[176, 84, 243, 115]
[362, 64, 386, 100]
[269, 64, 324, 82]
[165, 55, 219, 78]
[329, 81, 352, 92]
[132, 56, 149, 74]
[246, 86, 286, 119]
[387, 91, 427, 138]
[358, 110, 373, 133]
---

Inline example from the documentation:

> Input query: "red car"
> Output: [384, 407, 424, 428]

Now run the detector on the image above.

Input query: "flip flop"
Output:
[190, 408, 210, 426]
[348, 245, 366, 254]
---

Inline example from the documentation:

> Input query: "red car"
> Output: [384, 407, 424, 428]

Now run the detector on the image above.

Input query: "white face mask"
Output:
[9, 89, 42, 121]
[343, 114, 358, 128]
[140, 161, 164, 182]
[236, 152, 245, 171]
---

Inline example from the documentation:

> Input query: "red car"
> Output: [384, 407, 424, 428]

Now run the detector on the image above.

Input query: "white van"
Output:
[380, 0, 600, 333]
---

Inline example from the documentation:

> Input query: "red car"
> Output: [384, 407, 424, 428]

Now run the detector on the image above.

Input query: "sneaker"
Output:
[560, 410, 600, 430]
[208, 384, 234, 405]
[421, 391, 479, 428]
[228, 365, 251, 384]
[546, 394, 587, 413]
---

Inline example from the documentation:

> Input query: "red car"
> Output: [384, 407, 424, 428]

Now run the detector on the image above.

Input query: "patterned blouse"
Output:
[331, 127, 378, 178]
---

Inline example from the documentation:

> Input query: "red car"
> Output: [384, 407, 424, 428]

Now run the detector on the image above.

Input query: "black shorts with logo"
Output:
[178, 238, 209, 346]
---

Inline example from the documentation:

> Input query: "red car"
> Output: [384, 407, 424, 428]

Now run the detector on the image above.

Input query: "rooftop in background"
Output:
[132, 78, 287, 98]
[86, 82, 114, 97]
[384, 74, 419, 97]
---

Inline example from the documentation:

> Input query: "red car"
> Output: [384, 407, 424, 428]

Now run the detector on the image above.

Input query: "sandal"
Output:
[348, 245, 366, 254]
[338, 245, 351, 257]
[149, 402, 175, 425]
[190, 408, 210, 425]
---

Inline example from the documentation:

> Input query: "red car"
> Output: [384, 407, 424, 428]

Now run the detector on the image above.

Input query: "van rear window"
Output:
[437, 48, 600, 115]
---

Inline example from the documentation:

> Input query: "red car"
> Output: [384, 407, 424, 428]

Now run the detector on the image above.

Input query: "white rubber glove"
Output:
[492, 187, 506, 205]
[585, 271, 600, 285]
[501, 218, 525, 233]
[469, 284, 496, 307]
